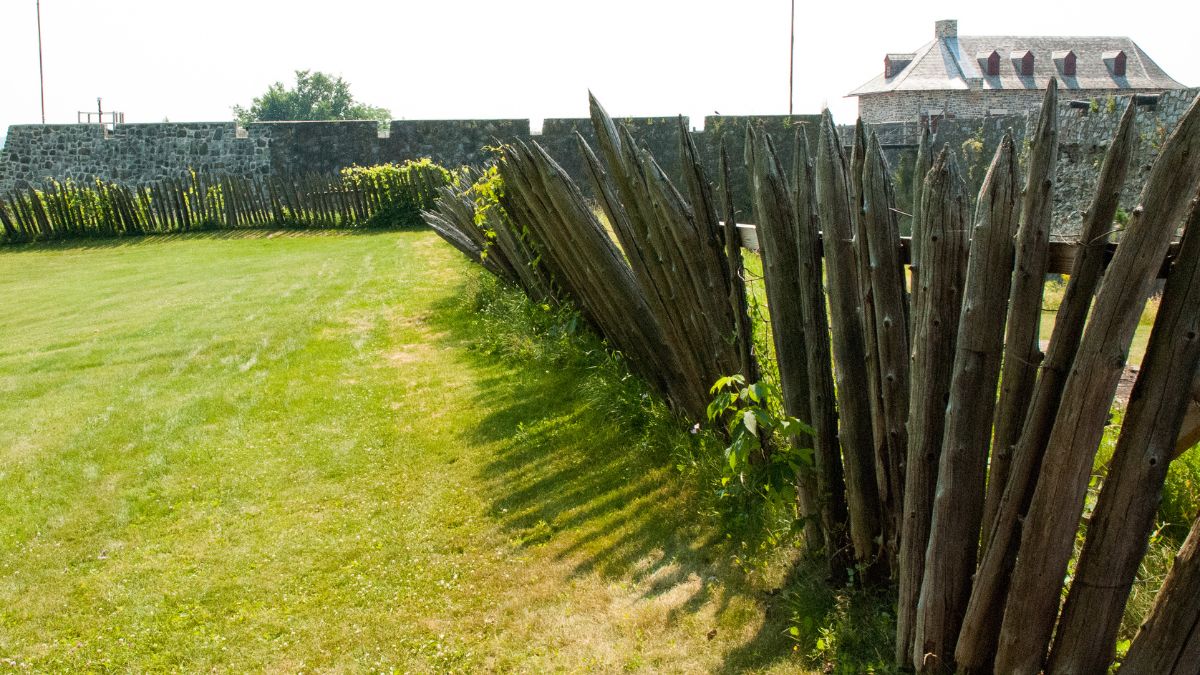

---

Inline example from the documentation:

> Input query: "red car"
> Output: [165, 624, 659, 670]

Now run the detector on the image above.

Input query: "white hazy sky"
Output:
[0, 0, 1196, 141]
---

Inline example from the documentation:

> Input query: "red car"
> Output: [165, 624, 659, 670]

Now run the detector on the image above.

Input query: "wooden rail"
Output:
[736, 224, 1180, 278]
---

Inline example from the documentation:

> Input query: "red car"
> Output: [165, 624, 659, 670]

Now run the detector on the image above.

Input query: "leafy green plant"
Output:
[781, 567, 897, 673]
[340, 158, 451, 228]
[707, 375, 811, 477]
[705, 375, 817, 556]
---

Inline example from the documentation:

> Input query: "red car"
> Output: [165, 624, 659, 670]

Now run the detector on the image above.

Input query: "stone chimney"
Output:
[936, 19, 958, 39]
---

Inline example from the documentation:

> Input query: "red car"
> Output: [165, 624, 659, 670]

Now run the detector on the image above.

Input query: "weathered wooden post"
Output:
[954, 99, 1139, 674]
[851, 123, 894, 573]
[747, 129, 821, 547]
[994, 93, 1200, 675]
[895, 147, 969, 667]
[861, 131, 910, 572]
[793, 129, 853, 580]
[815, 111, 884, 579]
[982, 81, 1057, 545]
[915, 133, 1018, 674]
[1049, 192, 1200, 674]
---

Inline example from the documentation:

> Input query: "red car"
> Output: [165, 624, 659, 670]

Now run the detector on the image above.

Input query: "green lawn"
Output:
[0, 231, 803, 672]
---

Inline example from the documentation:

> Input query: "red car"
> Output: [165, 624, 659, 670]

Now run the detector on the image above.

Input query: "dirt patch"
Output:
[385, 349, 425, 365]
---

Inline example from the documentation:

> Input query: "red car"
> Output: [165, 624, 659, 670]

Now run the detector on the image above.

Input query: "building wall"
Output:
[858, 88, 1167, 124]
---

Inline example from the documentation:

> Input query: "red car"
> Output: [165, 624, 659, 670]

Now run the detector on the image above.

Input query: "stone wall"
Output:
[852, 88, 1198, 235]
[0, 113, 821, 221]
[0, 118, 532, 192]
[1050, 88, 1198, 232]
[0, 123, 271, 190]
[1, 88, 1195, 235]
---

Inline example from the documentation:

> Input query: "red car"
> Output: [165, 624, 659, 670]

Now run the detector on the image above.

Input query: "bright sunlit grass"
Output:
[0, 230, 810, 672]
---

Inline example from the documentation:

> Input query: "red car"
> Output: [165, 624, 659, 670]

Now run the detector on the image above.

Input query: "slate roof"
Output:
[849, 33, 1185, 96]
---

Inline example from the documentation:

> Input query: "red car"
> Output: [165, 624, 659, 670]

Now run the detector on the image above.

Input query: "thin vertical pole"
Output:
[37, 0, 46, 124]
[788, 0, 795, 115]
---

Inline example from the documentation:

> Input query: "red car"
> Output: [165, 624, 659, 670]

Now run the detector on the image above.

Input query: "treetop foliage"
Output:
[233, 70, 390, 126]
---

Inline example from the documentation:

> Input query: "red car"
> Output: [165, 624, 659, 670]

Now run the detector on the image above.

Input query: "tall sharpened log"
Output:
[584, 95, 746, 421]
[851, 123, 893, 574]
[908, 122, 932, 328]
[794, 129, 853, 581]
[680, 117, 759, 387]
[896, 147, 969, 667]
[915, 134, 1018, 674]
[1049, 191, 1200, 674]
[718, 142, 759, 384]
[747, 129, 822, 550]
[994, 92, 1200, 675]
[983, 81, 1058, 545]
[956, 99, 1139, 674]
[862, 131, 910, 574]
[815, 111, 884, 577]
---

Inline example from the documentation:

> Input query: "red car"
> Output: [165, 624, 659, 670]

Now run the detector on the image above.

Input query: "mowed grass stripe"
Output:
[0, 232, 493, 669]
[0, 231, 802, 672]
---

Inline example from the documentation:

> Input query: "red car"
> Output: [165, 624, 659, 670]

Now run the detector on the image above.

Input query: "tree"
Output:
[233, 70, 390, 126]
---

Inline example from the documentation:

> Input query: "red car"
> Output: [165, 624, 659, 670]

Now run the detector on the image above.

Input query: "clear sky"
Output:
[0, 0, 1196, 141]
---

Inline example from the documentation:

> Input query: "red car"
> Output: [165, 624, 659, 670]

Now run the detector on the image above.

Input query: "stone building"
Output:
[849, 19, 1186, 125]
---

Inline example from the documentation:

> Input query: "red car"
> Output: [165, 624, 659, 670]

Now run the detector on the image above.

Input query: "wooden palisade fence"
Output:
[425, 82, 1200, 673]
[0, 160, 448, 244]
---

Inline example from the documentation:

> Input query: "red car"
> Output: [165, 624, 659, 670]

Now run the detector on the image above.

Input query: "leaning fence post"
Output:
[915, 133, 1018, 674]
[994, 92, 1200, 675]
[895, 147, 969, 668]
[815, 111, 884, 578]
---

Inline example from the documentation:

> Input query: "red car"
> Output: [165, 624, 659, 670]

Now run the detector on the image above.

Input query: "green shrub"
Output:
[340, 158, 452, 228]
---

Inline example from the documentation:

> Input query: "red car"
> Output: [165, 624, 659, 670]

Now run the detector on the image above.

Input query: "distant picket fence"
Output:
[0, 159, 450, 244]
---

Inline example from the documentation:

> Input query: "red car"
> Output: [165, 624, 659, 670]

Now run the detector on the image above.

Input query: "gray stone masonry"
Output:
[0, 88, 1195, 234]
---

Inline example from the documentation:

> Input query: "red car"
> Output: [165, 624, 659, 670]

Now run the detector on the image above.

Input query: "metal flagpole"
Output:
[788, 0, 794, 115]
[37, 0, 46, 124]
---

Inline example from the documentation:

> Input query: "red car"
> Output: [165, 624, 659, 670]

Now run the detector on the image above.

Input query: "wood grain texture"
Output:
[955, 99, 1140, 675]
[815, 111, 884, 576]
[994, 92, 1200, 675]
[895, 147, 969, 668]
[1050, 191, 1200, 674]
[915, 135, 1018, 674]
[983, 81, 1058, 547]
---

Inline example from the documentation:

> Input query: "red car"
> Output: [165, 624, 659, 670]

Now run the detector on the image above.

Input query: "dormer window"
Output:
[1011, 50, 1034, 76]
[977, 50, 1000, 77]
[884, 53, 915, 78]
[1104, 50, 1127, 77]
[1053, 50, 1077, 77]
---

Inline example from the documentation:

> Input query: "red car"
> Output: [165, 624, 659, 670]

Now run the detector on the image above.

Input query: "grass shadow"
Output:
[424, 287, 822, 671]
[0, 225, 425, 254]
